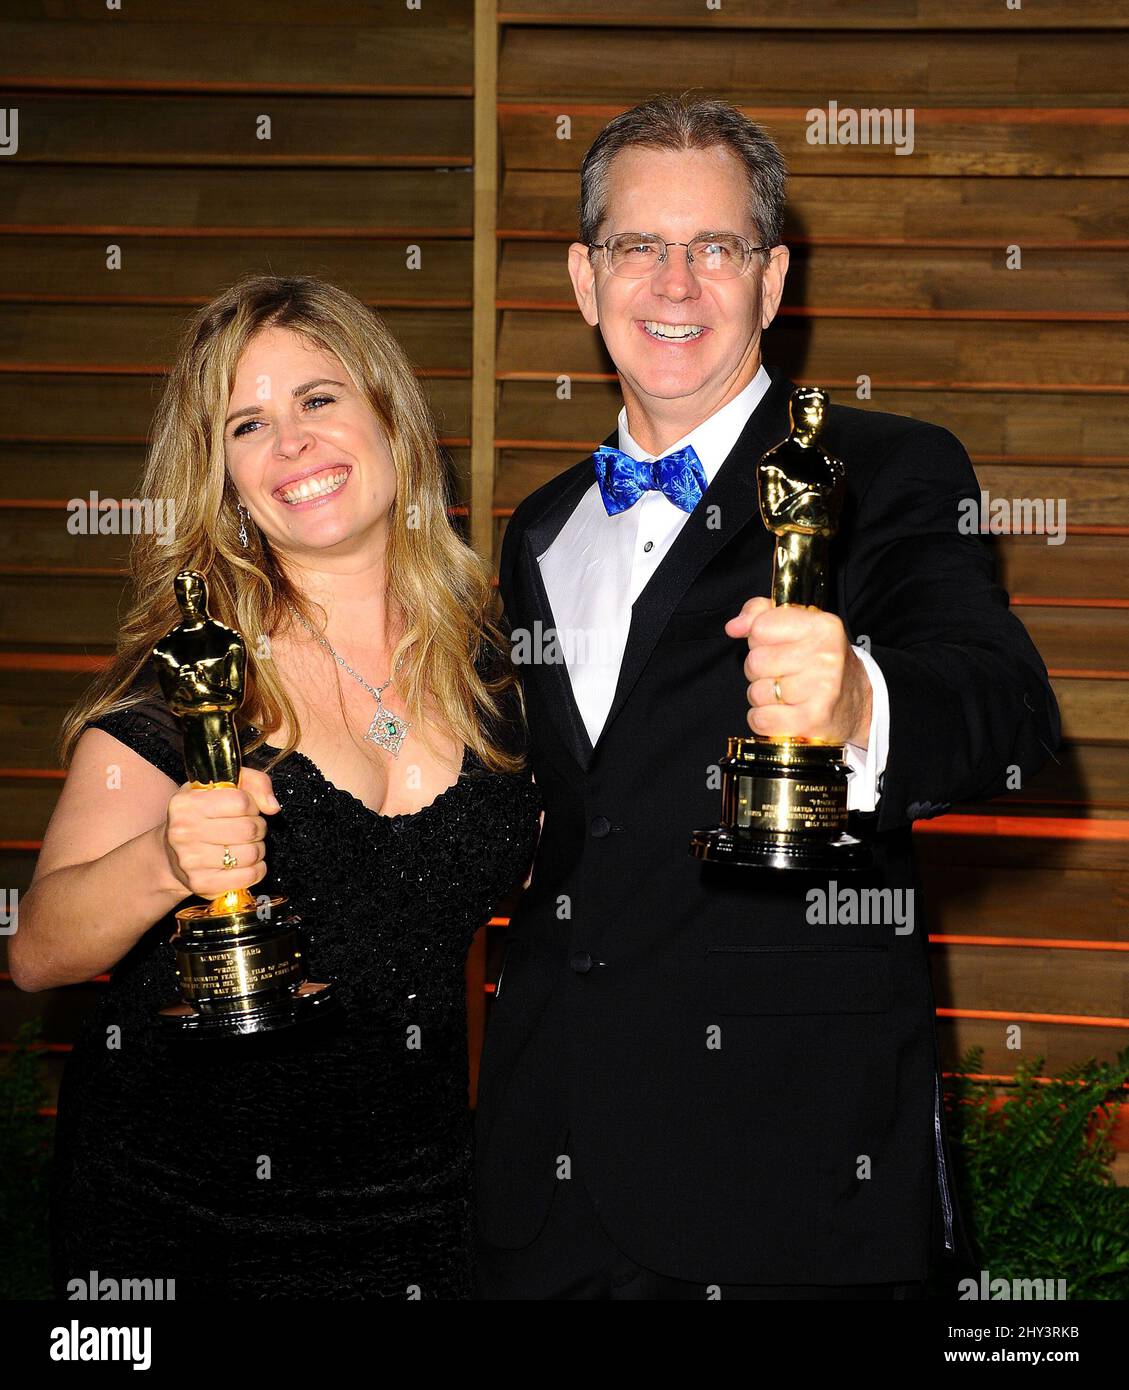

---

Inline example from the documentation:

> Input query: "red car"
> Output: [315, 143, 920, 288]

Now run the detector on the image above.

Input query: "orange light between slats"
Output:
[915, 815, 1129, 840]
[930, 935, 1129, 951]
[945, 1071, 1129, 1091]
[936, 1007, 1129, 1029]
[0, 652, 107, 672]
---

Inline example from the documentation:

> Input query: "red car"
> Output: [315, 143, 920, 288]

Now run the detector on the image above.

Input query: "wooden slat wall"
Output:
[1, 2, 1127, 1152]
[0, 0, 488, 1104]
[486, 0, 1129, 1119]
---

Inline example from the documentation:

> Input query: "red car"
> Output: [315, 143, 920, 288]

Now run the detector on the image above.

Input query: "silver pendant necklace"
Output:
[287, 605, 410, 756]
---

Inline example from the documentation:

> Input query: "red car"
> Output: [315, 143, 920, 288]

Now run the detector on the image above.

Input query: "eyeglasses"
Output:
[588, 232, 768, 280]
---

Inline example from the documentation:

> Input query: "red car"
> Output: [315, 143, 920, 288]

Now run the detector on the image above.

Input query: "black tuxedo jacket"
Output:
[474, 364, 1061, 1284]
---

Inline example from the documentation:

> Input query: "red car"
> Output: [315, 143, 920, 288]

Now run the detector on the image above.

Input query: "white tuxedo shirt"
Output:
[535, 366, 890, 810]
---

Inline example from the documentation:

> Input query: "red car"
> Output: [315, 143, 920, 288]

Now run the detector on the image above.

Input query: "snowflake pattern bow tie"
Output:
[593, 443, 707, 517]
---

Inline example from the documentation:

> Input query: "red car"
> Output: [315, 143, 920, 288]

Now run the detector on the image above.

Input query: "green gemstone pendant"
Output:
[365, 706, 408, 756]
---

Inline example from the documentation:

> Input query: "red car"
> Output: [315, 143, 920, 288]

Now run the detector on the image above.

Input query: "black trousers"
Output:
[475, 1149, 926, 1300]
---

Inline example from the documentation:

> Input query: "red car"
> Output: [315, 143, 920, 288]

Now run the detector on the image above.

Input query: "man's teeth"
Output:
[278, 470, 349, 504]
[643, 320, 705, 340]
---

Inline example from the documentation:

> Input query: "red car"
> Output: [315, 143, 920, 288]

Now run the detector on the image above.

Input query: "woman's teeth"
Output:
[277, 469, 349, 504]
[643, 320, 705, 341]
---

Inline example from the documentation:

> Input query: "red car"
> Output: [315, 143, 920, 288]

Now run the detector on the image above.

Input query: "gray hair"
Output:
[578, 92, 788, 262]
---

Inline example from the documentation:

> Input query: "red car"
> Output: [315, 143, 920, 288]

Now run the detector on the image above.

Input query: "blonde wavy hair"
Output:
[59, 274, 525, 776]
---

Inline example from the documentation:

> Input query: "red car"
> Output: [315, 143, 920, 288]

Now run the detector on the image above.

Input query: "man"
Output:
[474, 94, 1060, 1299]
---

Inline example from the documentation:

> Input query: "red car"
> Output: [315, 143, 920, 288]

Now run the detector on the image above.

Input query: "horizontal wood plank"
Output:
[0, 374, 470, 442]
[499, 241, 1129, 317]
[9, 94, 473, 166]
[500, 172, 1129, 246]
[1010, 736, 1129, 809]
[931, 944, 1128, 1019]
[498, 30, 1129, 106]
[1, 22, 472, 94]
[1023, 608, 1129, 672]
[501, 105, 1129, 177]
[0, 577, 124, 651]
[920, 862, 1129, 942]
[1, 168, 474, 234]
[7, 0, 474, 24]
[499, 0, 1128, 28]
[497, 311, 1127, 387]
[493, 383, 1129, 467]
[1001, 536, 1129, 601]
[0, 304, 473, 374]
[0, 236, 474, 306]
[935, 1016, 1128, 1073]
[974, 464, 1129, 526]
[0, 776, 62, 839]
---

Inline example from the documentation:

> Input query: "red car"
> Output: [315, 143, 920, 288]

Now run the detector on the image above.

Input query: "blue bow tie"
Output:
[593, 443, 707, 517]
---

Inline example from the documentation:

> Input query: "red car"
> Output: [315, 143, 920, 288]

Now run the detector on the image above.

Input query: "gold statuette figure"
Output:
[152, 570, 335, 1035]
[690, 387, 870, 871]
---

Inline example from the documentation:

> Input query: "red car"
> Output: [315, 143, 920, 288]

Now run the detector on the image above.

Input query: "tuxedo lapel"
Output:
[512, 366, 795, 772]
[515, 438, 616, 770]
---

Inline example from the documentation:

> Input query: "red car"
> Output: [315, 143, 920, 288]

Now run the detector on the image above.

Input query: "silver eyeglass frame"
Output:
[587, 231, 770, 278]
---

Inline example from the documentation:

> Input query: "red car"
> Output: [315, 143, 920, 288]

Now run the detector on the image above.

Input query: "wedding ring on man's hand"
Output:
[772, 678, 784, 704]
[222, 847, 238, 870]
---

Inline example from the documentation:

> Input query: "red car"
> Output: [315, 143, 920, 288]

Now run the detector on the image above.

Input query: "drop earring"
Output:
[237, 502, 249, 549]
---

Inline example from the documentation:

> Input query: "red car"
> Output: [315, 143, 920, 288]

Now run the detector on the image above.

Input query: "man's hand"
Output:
[725, 597, 872, 747]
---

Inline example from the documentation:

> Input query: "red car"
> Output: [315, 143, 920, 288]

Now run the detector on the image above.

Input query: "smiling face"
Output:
[568, 144, 788, 445]
[223, 326, 397, 561]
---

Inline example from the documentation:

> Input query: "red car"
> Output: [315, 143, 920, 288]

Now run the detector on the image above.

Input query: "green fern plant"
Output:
[943, 1045, 1129, 1300]
[0, 1019, 54, 1299]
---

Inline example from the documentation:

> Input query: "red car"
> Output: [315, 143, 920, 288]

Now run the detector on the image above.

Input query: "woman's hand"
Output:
[162, 767, 280, 901]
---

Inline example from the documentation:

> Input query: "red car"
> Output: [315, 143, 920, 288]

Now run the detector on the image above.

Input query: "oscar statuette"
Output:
[690, 386, 871, 871]
[152, 570, 336, 1035]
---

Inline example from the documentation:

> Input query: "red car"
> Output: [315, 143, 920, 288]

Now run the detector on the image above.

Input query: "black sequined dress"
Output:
[49, 679, 541, 1300]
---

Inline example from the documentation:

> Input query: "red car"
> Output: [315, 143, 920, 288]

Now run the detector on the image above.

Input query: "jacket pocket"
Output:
[706, 943, 893, 1016]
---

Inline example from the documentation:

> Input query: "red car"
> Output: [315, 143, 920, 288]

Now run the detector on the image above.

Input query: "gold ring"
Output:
[222, 847, 238, 870]
[772, 678, 784, 704]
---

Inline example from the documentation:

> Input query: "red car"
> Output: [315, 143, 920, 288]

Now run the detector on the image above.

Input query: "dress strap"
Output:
[84, 698, 188, 787]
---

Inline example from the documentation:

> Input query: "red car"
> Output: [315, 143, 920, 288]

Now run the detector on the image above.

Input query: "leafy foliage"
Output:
[943, 1045, 1129, 1300]
[0, 1020, 54, 1299]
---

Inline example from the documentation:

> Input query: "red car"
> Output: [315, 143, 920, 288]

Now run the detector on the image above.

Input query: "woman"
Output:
[11, 275, 542, 1299]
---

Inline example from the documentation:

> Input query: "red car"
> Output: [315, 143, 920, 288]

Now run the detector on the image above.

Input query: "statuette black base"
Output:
[157, 894, 336, 1038]
[158, 979, 337, 1037]
[689, 825, 870, 872]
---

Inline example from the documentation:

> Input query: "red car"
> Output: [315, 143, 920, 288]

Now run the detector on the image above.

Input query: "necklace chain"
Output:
[287, 604, 403, 700]
[285, 605, 411, 757]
